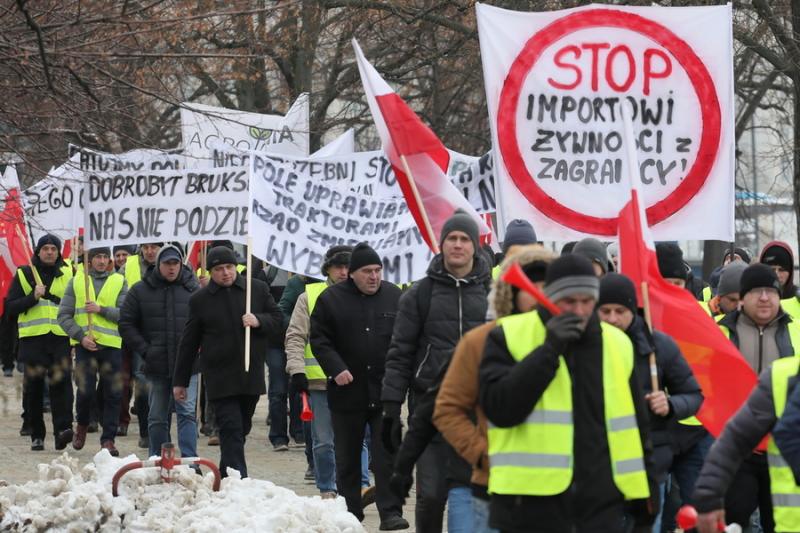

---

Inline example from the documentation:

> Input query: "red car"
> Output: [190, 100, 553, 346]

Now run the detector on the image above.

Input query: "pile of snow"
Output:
[0, 451, 364, 532]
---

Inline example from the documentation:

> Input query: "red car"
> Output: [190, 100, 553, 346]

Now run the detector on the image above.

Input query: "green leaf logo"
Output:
[249, 126, 272, 140]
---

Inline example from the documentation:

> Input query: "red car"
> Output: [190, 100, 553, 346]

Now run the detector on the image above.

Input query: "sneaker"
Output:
[55, 428, 74, 451]
[3, 368, 12, 377]
[304, 467, 315, 481]
[31, 438, 44, 451]
[291, 437, 305, 448]
[273, 443, 289, 452]
[208, 435, 220, 446]
[101, 440, 119, 457]
[320, 492, 337, 499]
[361, 485, 376, 509]
[72, 424, 88, 450]
[87, 421, 99, 433]
[116, 424, 128, 437]
[19, 422, 31, 437]
[379, 514, 409, 531]
[137, 436, 148, 449]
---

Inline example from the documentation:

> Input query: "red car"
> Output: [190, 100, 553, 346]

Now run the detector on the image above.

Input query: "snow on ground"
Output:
[0, 451, 365, 532]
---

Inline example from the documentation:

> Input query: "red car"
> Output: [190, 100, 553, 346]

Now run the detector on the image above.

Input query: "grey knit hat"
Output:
[573, 238, 610, 275]
[502, 219, 537, 253]
[544, 254, 599, 302]
[439, 209, 479, 253]
[717, 260, 748, 297]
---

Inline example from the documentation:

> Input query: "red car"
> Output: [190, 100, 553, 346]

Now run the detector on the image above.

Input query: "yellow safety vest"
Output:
[124, 255, 145, 289]
[72, 271, 124, 349]
[768, 356, 800, 531]
[304, 282, 328, 380]
[492, 264, 501, 281]
[702, 286, 712, 303]
[16, 265, 73, 338]
[782, 298, 800, 322]
[488, 311, 649, 499]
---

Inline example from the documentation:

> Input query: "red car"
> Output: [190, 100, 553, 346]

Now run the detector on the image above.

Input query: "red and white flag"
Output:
[352, 39, 491, 253]
[0, 165, 33, 315]
[617, 109, 756, 439]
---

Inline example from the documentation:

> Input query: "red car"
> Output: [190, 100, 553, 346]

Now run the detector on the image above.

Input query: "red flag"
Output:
[352, 39, 490, 253]
[618, 189, 756, 439]
[0, 166, 33, 315]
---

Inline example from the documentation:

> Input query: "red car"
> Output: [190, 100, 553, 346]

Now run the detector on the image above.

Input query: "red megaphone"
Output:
[500, 262, 562, 316]
[301, 391, 314, 422]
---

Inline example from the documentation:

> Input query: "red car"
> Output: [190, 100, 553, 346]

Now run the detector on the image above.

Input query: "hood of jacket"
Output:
[145, 262, 199, 291]
[490, 245, 556, 319]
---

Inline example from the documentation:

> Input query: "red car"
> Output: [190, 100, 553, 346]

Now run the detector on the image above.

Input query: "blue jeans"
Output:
[472, 496, 499, 533]
[652, 479, 668, 533]
[663, 432, 714, 531]
[309, 390, 336, 493]
[75, 346, 122, 443]
[361, 425, 371, 487]
[147, 374, 198, 458]
[265, 348, 289, 446]
[447, 486, 475, 533]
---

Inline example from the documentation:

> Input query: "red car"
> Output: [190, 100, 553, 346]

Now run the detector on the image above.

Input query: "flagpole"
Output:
[400, 154, 440, 255]
[200, 241, 207, 278]
[244, 237, 253, 372]
[640, 281, 659, 392]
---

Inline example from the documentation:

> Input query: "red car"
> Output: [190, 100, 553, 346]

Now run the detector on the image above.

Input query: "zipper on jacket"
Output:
[758, 326, 764, 374]
[415, 344, 432, 379]
[457, 278, 463, 338]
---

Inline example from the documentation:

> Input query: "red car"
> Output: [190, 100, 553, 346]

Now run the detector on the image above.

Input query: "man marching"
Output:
[58, 246, 128, 456]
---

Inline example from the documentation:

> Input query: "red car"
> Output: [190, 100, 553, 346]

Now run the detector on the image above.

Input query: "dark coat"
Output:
[173, 274, 284, 400]
[310, 279, 401, 412]
[381, 253, 491, 404]
[119, 264, 199, 378]
[479, 311, 658, 532]
[6, 259, 70, 366]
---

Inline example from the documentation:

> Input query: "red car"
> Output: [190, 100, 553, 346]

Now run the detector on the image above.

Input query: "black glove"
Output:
[382, 401, 403, 454]
[291, 373, 309, 394]
[544, 313, 585, 353]
[388, 471, 413, 501]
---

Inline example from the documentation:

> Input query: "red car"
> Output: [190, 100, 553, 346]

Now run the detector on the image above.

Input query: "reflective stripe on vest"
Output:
[17, 266, 72, 338]
[73, 272, 124, 348]
[304, 282, 328, 380]
[769, 356, 800, 531]
[488, 311, 649, 500]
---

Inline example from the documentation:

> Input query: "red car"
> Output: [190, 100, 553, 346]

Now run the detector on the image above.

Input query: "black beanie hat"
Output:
[761, 244, 793, 272]
[598, 273, 638, 315]
[439, 209, 479, 253]
[36, 234, 61, 254]
[87, 247, 111, 261]
[724, 247, 751, 265]
[210, 240, 234, 250]
[544, 254, 599, 302]
[502, 219, 537, 253]
[349, 242, 382, 273]
[740, 263, 781, 297]
[113, 244, 137, 255]
[560, 241, 577, 255]
[656, 242, 687, 280]
[207, 246, 237, 270]
[322, 245, 353, 275]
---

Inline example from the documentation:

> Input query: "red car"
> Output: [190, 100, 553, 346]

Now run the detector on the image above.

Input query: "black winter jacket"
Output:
[626, 316, 703, 479]
[479, 312, 658, 532]
[310, 279, 401, 412]
[173, 274, 283, 400]
[119, 264, 199, 378]
[381, 253, 491, 404]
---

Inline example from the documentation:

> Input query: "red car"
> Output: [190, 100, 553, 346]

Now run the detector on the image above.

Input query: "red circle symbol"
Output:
[497, 9, 721, 235]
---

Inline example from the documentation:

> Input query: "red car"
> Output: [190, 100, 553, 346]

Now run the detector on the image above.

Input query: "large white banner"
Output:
[24, 147, 184, 244]
[248, 153, 434, 284]
[477, 3, 734, 241]
[181, 94, 309, 167]
[83, 167, 248, 248]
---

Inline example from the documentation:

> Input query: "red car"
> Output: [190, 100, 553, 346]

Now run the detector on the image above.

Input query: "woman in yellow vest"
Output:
[57, 246, 128, 456]
[6, 234, 74, 452]
[479, 254, 657, 531]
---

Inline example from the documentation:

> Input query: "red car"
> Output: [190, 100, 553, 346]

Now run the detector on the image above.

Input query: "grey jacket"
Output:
[57, 269, 128, 343]
[693, 366, 790, 512]
[718, 308, 797, 374]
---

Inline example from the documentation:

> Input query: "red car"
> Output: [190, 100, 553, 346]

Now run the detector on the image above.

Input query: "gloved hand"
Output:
[544, 313, 585, 353]
[388, 471, 413, 501]
[291, 373, 309, 394]
[381, 401, 403, 454]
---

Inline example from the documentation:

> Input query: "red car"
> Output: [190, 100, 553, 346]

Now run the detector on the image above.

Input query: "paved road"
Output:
[0, 369, 418, 532]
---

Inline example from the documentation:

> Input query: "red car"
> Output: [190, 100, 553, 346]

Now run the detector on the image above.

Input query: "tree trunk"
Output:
[702, 240, 729, 280]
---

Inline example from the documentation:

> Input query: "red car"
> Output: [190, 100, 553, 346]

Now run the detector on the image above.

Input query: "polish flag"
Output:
[352, 39, 491, 253]
[616, 108, 756, 439]
[0, 165, 33, 315]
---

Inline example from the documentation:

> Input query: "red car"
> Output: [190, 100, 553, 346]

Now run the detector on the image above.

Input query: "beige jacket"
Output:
[285, 285, 329, 391]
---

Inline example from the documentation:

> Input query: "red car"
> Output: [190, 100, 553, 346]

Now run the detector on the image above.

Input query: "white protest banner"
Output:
[311, 129, 356, 158]
[477, 3, 734, 241]
[83, 167, 248, 248]
[248, 153, 434, 284]
[24, 147, 185, 244]
[181, 93, 309, 167]
[211, 142, 497, 214]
